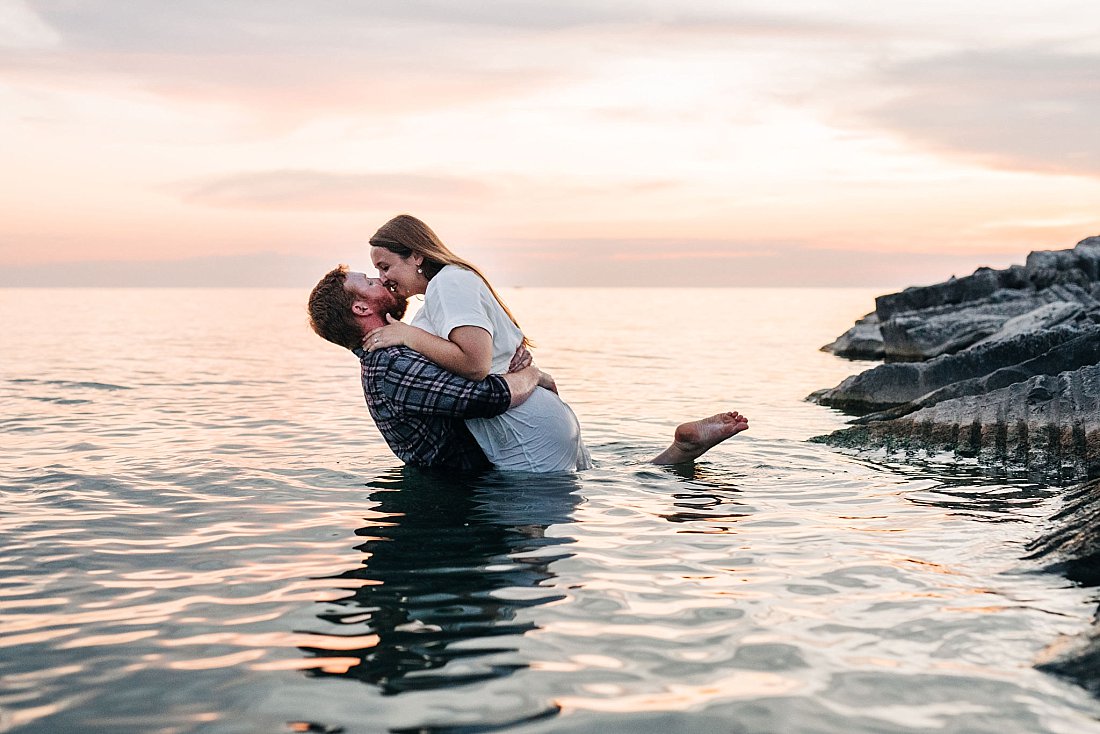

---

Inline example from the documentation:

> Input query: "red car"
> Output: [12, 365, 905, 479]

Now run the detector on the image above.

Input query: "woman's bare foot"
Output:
[650, 411, 750, 465]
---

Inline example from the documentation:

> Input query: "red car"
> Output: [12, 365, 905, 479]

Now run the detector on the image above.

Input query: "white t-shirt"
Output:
[409, 265, 591, 472]
[410, 266, 523, 374]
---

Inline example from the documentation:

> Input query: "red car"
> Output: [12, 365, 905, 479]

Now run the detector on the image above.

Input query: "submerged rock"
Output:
[1027, 479, 1100, 694]
[1027, 478, 1100, 585]
[814, 363, 1100, 480]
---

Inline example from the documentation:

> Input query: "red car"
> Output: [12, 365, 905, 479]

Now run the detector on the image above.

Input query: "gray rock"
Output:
[874, 266, 1019, 320]
[974, 301, 1088, 347]
[819, 311, 883, 359]
[1026, 237, 1100, 286]
[811, 308, 1100, 413]
[850, 326, 1100, 423]
[823, 235, 1100, 361]
[879, 284, 1096, 361]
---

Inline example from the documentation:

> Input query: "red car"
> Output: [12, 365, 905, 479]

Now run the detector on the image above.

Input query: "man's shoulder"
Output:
[361, 346, 437, 376]
[360, 347, 425, 406]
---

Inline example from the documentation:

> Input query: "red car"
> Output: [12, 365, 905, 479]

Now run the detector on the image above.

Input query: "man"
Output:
[307, 265, 749, 471]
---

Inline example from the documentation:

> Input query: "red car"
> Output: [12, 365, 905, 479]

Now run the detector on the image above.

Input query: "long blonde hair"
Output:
[370, 214, 531, 348]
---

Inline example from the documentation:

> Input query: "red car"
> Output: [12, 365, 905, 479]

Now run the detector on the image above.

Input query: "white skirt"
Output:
[466, 387, 592, 472]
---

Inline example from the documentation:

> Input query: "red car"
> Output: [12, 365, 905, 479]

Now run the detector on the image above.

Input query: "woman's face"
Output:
[371, 246, 426, 299]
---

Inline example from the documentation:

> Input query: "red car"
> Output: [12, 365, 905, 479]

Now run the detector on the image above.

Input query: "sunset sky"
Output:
[3, 0, 1099, 287]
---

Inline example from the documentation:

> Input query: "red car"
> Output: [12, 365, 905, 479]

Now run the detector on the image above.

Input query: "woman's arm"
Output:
[366, 317, 493, 381]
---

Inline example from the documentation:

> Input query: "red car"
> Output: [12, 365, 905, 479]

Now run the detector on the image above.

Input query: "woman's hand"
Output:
[508, 345, 532, 373]
[364, 314, 415, 352]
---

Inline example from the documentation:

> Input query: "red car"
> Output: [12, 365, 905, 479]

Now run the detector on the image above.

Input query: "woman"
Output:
[364, 214, 591, 472]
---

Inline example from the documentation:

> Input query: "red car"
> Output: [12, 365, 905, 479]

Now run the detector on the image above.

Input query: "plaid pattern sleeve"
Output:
[356, 346, 511, 470]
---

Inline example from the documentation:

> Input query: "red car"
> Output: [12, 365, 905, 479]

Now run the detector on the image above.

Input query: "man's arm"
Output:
[501, 364, 539, 407]
[378, 349, 535, 419]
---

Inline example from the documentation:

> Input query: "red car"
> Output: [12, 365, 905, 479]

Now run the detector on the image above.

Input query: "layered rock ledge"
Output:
[811, 235, 1100, 481]
[820, 364, 1100, 479]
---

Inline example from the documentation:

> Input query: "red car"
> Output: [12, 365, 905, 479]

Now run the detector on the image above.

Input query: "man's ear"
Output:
[351, 300, 373, 316]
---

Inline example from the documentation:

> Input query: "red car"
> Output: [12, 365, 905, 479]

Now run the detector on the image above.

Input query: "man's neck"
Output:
[358, 315, 386, 335]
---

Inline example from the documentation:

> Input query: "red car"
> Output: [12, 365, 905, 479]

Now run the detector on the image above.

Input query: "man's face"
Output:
[344, 271, 398, 312]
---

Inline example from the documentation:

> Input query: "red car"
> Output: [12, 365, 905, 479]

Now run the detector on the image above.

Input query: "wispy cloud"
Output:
[609, 250, 766, 261]
[177, 170, 492, 211]
[4, 2, 592, 129]
[4, 1, 1100, 284]
[23, 1, 868, 48]
[7, 1, 866, 106]
[0, 1, 59, 49]
[867, 47, 1100, 176]
[0, 251, 339, 287]
[0, 243, 1028, 289]
[487, 239, 1029, 287]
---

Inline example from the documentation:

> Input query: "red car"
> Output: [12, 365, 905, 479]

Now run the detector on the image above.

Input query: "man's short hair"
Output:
[308, 265, 361, 350]
[308, 265, 410, 350]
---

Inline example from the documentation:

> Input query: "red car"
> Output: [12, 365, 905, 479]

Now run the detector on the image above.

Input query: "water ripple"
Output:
[3, 288, 1100, 732]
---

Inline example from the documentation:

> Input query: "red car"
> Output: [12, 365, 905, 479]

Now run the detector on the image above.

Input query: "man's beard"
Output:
[386, 297, 409, 321]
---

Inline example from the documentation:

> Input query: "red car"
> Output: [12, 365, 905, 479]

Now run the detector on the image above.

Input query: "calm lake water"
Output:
[3, 287, 1100, 733]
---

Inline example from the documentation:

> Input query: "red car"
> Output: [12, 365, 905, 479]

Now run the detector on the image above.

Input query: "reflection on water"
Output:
[865, 458, 1066, 523]
[306, 468, 580, 696]
[652, 464, 749, 530]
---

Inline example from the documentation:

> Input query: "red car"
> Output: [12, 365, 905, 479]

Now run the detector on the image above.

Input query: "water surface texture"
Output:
[3, 287, 1099, 733]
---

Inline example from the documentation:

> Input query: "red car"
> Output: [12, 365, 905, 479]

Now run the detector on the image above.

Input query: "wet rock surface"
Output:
[815, 363, 1100, 479]
[810, 234, 1100, 697]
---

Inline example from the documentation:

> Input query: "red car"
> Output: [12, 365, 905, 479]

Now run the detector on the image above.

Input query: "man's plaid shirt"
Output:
[354, 346, 511, 471]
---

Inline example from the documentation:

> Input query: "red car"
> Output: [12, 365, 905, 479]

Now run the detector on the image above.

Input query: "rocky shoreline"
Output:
[808, 235, 1100, 695]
